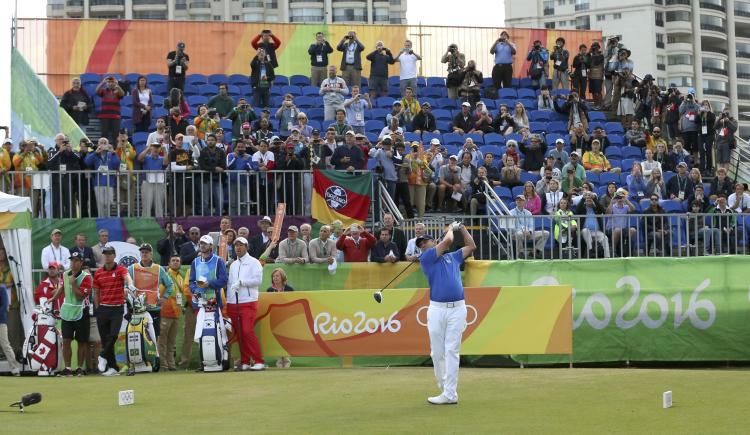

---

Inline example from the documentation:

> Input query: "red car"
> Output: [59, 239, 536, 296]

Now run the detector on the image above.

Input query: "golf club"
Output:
[373, 260, 417, 303]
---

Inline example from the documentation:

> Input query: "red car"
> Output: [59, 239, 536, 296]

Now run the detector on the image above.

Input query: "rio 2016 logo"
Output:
[314, 311, 401, 334]
[324, 185, 348, 210]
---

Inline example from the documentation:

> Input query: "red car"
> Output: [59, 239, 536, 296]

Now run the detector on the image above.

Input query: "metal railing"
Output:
[0, 169, 375, 219]
[376, 179, 404, 223]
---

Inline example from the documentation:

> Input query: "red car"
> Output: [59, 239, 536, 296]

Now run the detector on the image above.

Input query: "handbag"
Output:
[447, 70, 462, 87]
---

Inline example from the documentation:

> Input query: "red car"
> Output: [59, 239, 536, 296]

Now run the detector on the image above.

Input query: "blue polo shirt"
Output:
[494, 42, 514, 65]
[143, 153, 164, 170]
[419, 247, 464, 302]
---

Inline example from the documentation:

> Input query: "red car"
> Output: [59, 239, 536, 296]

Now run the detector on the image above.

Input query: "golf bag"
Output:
[194, 296, 231, 372]
[22, 298, 61, 376]
[125, 290, 160, 373]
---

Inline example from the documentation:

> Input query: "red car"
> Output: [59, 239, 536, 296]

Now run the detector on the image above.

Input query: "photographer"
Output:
[554, 91, 589, 133]
[714, 107, 738, 170]
[309, 32, 334, 87]
[490, 31, 516, 90]
[319, 65, 349, 121]
[60, 77, 93, 127]
[194, 105, 220, 140]
[571, 44, 589, 97]
[207, 83, 235, 118]
[550, 37, 570, 90]
[492, 104, 515, 135]
[166, 42, 190, 92]
[611, 48, 635, 115]
[526, 40, 549, 90]
[168, 133, 195, 217]
[251, 29, 281, 68]
[698, 100, 717, 173]
[301, 130, 333, 170]
[394, 40, 422, 98]
[250, 47, 275, 109]
[634, 75, 655, 128]
[167, 107, 189, 139]
[197, 134, 226, 216]
[366, 41, 395, 98]
[227, 98, 257, 140]
[276, 142, 304, 215]
[587, 42, 604, 108]
[678, 91, 701, 161]
[83, 138, 120, 217]
[458, 60, 483, 108]
[95, 76, 125, 146]
[337, 31, 365, 87]
[369, 137, 398, 200]
[603, 37, 623, 109]
[442, 44, 466, 99]
[343, 86, 371, 134]
[537, 86, 554, 111]
[226, 140, 258, 216]
[48, 134, 81, 218]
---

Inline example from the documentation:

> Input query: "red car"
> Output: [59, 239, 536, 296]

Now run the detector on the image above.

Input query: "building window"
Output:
[656, 33, 665, 48]
[575, 0, 589, 10]
[613, 13, 622, 19]
[557, 0, 565, 5]
[657, 78, 666, 87]
[668, 33, 692, 44]
[700, 14, 725, 32]
[558, 21, 566, 27]
[544, 0, 555, 15]
[666, 11, 691, 22]
[655, 11, 664, 26]
[232, 14, 240, 20]
[213, 15, 222, 20]
[267, 0, 278, 8]
[575, 15, 590, 29]
[668, 76, 694, 87]
[545, 22, 556, 29]
[133, 11, 167, 19]
[243, 13, 263, 21]
[702, 58, 727, 74]
[657, 55, 666, 70]
[668, 54, 693, 65]
[596, 14, 605, 20]
[374, 7, 389, 22]
[655, 0, 664, 4]
[266, 14, 278, 21]
[332, 7, 366, 22]
[389, 0, 401, 4]
[290, 7, 324, 22]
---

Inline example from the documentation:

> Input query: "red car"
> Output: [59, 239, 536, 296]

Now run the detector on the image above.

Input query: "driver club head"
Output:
[373, 291, 383, 304]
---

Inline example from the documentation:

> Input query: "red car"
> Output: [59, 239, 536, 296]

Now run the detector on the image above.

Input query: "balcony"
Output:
[703, 46, 728, 55]
[738, 93, 750, 99]
[737, 9, 750, 17]
[666, 0, 690, 5]
[739, 51, 750, 58]
[657, 41, 665, 48]
[704, 88, 729, 96]
[66, 0, 83, 5]
[738, 72, 750, 79]
[702, 66, 728, 75]
[333, 15, 367, 22]
[656, 19, 664, 26]
[574, 3, 589, 11]
[544, 7, 555, 15]
[175, 2, 187, 9]
[290, 15, 325, 22]
[701, 23, 725, 32]
[189, 1, 211, 9]
[700, 2, 726, 12]
[90, 0, 125, 13]
[133, 0, 167, 4]
[658, 63, 666, 70]
[242, 1, 264, 7]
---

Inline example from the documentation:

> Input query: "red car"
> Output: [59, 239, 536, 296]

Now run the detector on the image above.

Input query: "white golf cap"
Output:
[345, 130, 356, 136]
[199, 235, 214, 245]
[555, 138, 565, 144]
[430, 138, 441, 145]
[260, 216, 272, 223]
[461, 102, 471, 107]
[234, 236, 249, 246]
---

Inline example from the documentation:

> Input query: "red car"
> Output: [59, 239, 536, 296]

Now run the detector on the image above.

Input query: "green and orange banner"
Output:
[312, 169, 371, 227]
[256, 286, 573, 357]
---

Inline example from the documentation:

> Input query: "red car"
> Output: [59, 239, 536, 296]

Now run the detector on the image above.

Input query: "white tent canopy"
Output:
[0, 192, 34, 373]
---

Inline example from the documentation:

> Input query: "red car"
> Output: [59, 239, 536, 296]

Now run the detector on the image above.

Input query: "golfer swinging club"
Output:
[416, 221, 475, 405]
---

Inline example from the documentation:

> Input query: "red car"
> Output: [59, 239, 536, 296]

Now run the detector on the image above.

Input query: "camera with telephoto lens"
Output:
[208, 109, 217, 118]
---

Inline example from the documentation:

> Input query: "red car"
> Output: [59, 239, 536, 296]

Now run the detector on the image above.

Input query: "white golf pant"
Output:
[427, 300, 467, 402]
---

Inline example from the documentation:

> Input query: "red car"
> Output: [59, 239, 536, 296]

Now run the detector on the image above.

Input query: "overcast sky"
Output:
[0, 0, 505, 128]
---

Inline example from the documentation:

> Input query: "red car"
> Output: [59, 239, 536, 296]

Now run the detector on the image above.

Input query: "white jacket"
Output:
[226, 253, 263, 304]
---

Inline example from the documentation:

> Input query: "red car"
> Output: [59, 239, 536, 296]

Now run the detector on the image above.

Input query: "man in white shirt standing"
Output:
[41, 229, 71, 270]
[226, 237, 265, 371]
[394, 40, 422, 99]
[319, 66, 349, 121]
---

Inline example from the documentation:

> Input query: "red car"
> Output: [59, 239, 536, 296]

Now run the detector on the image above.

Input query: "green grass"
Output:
[3, 367, 749, 434]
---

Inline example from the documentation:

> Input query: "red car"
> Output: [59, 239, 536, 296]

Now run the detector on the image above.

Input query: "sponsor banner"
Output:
[256, 286, 572, 357]
[260, 257, 750, 362]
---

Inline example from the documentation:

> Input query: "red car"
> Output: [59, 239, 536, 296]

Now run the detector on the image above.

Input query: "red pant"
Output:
[226, 302, 264, 365]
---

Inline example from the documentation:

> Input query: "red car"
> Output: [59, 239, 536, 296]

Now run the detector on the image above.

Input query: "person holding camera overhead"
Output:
[337, 31, 365, 88]
[394, 40, 422, 98]
[194, 105, 219, 141]
[550, 37, 570, 90]
[166, 41, 189, 92]
[442, 44, 466, 99]
[227, 97, 257, 141]
[602, 36, 624, 110]
[250, 48, 275, 109]
[490, 31, 516, 90]
[251, 29, 281, 69]
[458, 60, 483, 108]
[83, 138, 121, 217]
[678, 91, 701, 164]
[47, 134, 81, 219]
[714, 107, 738, 170]
[526, 40, 549, 90]
[309, 32, 334, 87]
[587, 42, 604, 109]
[95, 76, 125, 146]
[366, 41, 395, 99]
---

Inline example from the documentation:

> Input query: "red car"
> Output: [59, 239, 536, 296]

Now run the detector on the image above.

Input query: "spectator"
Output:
[587, 42, 604, 108]
[537, 87, 554, 111]
[68, 233, 96, 270]
[647, 126, 668, 153]
[627, 162, 648, 201]
[458, 60, 483, 108]
[35, 262, 65, 313]
[548, 138, 569, 169]
[194, 105, 220, 141]
[561, 151, 585, 180]
[568, 122, 590, 153]
[400, 87, 421, 126]
[320, 66, 349, 121]
[561, 166, 584, 198]
[267, 268, 294, 293]
[405, 144, 434, 218]
[337, 31, 365, 88]
[696, 100, 717, 174]
[331, 131, 364, 171]
[225, 97, 255, 141]
[294, 113, 314, 141]
[309, 32, 335, 87]
[536, 166, 556, 194]
[379, 117, 404, 141]
[112, 131, 136, 215]
[47, 135, 80, 219]
[624, 121, 646, 148]
[452, 102, 477, 134]
[634, 75, 655, 128]
[91, 229, 110, 268]
[640, 149, 661, 181]
[500, 154, 523, 188]
[371, 228, 399, 263]
[679, 92, 701, 161]
[455, 153, 477, 209]
[553, 197, 577, 249]
[571, 44, 589, 97]
[138, 142, 169, 217]
[405, 222, 427, 261]
[714, 107, 737, 170]
[366, 41, 395, 98]
[394, 40, 421, 98]
[156, 223, 188, 266]
[481, 152, 502, 184]
[609, 46, 633, 112]
[550, 37, 570, 90]
[728, 183, 750, 213]
[602, 37, 623, 109]
[378, 213, 407, 261]
[369, 137, 397, 199]
[198, 134, 226, 216]
[393, 142, 415, 218]
[646, 167, 667, 200]
[442, 44, 466, 99]
[687, 200, 719, 255]
[204, 83, 233, 118]
[554, 92, 588, 134]
[669, 140, 692, 170]
[599, 182, 618, 210]
[687, 184, 710, 213]
[335, 224, 376, 262]
[411, 102, 438, 135]
[582, 139, 619, 174]
[710, 167, 734, 200]
[248, 216, 272, 259]
[166, 41, 189, 91]
[543, 178, 564, 214]
[666, 161, 694, 200]
[654, 141, 670, 171]
[509, 195, 549, 258]
[95, 76, 124, 145]
[645, 84, 665, 131]
[226, 140, 257, 217]
[158, 254, 189, 371]
[526, 40, 549, 89]
[275, 143, 304, 215]
[251, 29, 281, 68]
[457, 138, 483, 167]
[512, 102, 530, 131]
[331, 109, 353, 143]
[616, 68, 637, 125]
[163, 87, 190, 119]
[523, 181, 542, 215]
[711, 195, 736, 253]
[309, 225, 338, 265]
[343, 86, 371, 134]
[60, 77, 93, 127]
[437, 154, 464, 212]
[0, 267, 21, 376]
[574, 193, 610, 258]
[83, 138, 120, 217]
[643, 196, 670, 255]
[490, 31, 516, 90]
[469, 166, 492, 216]
[492, 104, 515, 135]
[129, 75, 153, 133]
[250, 48, 275, 109]
[521, 134, 546, 173]
[663, 86, 683, 141]
[164, 108, 187, 140]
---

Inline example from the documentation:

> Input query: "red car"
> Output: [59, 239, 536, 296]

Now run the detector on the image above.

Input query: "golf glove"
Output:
[452, 222, 462, 231]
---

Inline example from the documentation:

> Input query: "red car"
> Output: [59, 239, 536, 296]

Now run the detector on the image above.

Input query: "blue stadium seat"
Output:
[151, 95, 165, 107]
[186, 74, 207, 86]
[421, 88, 442, 98]
[280, 85, 301, 96]
[621, 159, 636, 172]
[436, 120, 452, 132]
[484, 133, 504, 145]
[307, 108, 324, 121]
[228, 74, 247, 86]
[187, 95, 208, 107]
[494, 186, 512, 201]
[388, 76, 400, 87]
[198, 84, 218, 96]
[589, 121, 605, 131]
[608, 134, 625, 147]
[274, 75, 289, 86]
[404, 132, 420, 142]
[443, 133, 463, 145]
[520, 99, 536, 111]
[416, 77, 427, 88]
[152, 107, 167, 119]
[80, 73, 100, 85]
[146, 73, 166, 85]
[511, 185, 525, 198]
[547, 121, 567, 134]
[208, 74, 228, 86]
[422, 132, 441, 143]
[609, 159, 621, 170]
[662, 199, 685, 213]
[498, 89, 517, 99]
[585, 172, 601, 185]
[183, 84, 199, 96]
[519, 78, 533, 88]
[369, 108, 389, 121]
[466, 133, 484, 144]
[480, 99, 496, 110]
[307, 120, 321, 130]
[432, 109, 452, 121]
[663, 171, 676, 184]
[520, 172, 540, 184]
[376, 97, 395, 108]
[427, 77, 445, 88]
[437, 98, 457, 109]
[544, 133, 564, 146]
[103, 73, 122, 81]
[605, 122, 625, 134]
[295, 96, 316, 108]
[517, 88, 536, 99]
[289, 75, 311, 87]
[296, 86, 317, 97]
[528, 110, 551, 122]
[366, 133, 379, 143]
[530, 122, 547, 134]
[588, 111, 606, 122]
[133, 132, 148, 147]
[483, 145, 504, 158]
[365, 120, 384, 133]
[599, 172, 620, 186]
[605, 146, 622, 159]
[219, 119, 232, 130]
[444, 145, 460, 156]
[621, 147, 643, 159]
[124, 73, 141, 84]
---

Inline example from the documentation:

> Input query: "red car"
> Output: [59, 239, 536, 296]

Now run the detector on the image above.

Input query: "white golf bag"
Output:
[194, 296, 231, 372]
[125, 289, 160, 373]
[22, 298, 61, 376]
